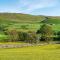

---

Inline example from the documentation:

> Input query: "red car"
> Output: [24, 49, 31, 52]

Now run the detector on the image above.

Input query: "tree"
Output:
[18, 32, 28, 42]
[38, 24, 53, 43]
[0, 24, 6, 31]
[57, 31, 60, 41]
[7, 29, 19, 42]
[18, 31, 38, 44]
[27, 31, 38, 43]
[53, 31, 57, 41]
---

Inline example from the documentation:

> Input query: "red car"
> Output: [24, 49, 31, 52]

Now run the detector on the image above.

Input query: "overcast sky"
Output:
[0, 0, 60, 16]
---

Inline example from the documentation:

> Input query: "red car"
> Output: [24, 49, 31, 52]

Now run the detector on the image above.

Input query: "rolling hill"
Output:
[0, 13, 45, 23]
[0, 13, 60, 24]
[0, 13, 60, 32]
[41, 17, 60, 24]
[0, 13, 60, 40]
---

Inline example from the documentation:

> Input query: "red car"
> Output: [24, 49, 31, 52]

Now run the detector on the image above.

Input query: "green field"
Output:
[0, 44, 60, 60]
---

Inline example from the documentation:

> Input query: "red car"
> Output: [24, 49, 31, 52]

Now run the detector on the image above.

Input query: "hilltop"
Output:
[0, 13, 60, 24]
[0, 13, 45, 23]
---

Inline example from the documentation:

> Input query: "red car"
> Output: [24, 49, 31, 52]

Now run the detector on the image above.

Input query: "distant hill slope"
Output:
[0, 13, 60, 24]
[0, 13, 45, 23]
[41, 17, 60, 24]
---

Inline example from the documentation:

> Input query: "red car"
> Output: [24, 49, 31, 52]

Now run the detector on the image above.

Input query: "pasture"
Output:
[0, 44, 60, 60]
[0, 22, 60, 40]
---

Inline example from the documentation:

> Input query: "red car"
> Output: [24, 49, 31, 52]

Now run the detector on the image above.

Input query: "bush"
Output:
[57, 31, 60, 41]
[6, 29, 19, 42]
[28, 31, 38, 43]
[18, 31, 38, 43]
[4, 30, 39, 43]
[37, 24, 53, 43]
[18, 32, 28, 41]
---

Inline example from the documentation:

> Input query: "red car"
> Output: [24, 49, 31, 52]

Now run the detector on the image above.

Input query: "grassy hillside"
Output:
[41, 17, 60, 24]
[0, 13, 45, 23]
[0, 13, 60, 32]
[0, 13, 60, 40]
[0, 13, 46, 32]
[0, 13, 60, 24]
[0, 13, 45, 40]
[41, 17, 60, 32]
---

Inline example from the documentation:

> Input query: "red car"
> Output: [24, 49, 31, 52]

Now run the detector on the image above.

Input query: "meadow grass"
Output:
[0, 44, 60, 60]
[0, 42, 26, 44]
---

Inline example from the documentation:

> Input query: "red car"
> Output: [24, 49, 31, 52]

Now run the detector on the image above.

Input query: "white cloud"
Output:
[19, 0, 58, 13]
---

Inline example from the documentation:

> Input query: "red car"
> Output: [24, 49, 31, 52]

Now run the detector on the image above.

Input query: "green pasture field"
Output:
[1, 22, 60, 32]
[0, 23, 60, 40]
[10, 23, 60, 32]
[0, 44, 60, 60]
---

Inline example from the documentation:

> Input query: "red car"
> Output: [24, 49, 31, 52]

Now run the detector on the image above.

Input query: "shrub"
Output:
[18, 31, 38, 43]
[6, 29, 19, 42]
[57, 31, 60, 41]
[27, 31, 38, 43]
[37, 24, 53, 43]
[18, 32, 28, 41]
